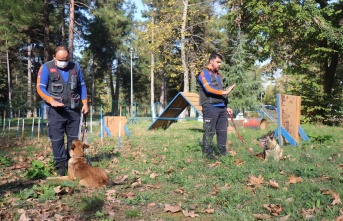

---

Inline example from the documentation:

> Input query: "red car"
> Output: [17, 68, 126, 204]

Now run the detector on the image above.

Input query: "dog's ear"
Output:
[83, 143, 89, 149]
[71, 143, 76, 150]
[269, 131, 275, 138]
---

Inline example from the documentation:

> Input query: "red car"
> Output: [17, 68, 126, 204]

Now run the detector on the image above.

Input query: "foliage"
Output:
[0, 121, 343, 219]
[24, 160, 52, 180]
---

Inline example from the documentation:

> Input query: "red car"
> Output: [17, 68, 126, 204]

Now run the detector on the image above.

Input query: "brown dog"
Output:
[48, 140, 109, 188]
[257, 131, 283, 161]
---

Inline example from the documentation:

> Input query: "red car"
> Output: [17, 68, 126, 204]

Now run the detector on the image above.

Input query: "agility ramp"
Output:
[147, 92, 202, 130]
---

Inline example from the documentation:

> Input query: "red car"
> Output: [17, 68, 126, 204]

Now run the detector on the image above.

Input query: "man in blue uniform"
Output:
[37, 46, 88, 175]
[197, 52, 236, 160]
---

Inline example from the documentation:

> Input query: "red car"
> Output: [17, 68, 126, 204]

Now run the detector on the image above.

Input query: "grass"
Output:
[0, 119, 342, 220]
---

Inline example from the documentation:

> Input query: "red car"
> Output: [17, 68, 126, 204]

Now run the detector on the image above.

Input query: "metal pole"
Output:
[130, 47, 133, 118]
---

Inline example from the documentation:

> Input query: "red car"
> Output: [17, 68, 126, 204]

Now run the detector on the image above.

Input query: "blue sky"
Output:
[134, 0, 145, 21]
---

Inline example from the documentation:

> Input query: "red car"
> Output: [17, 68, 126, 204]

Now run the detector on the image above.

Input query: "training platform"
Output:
[147, 92, 202, 130]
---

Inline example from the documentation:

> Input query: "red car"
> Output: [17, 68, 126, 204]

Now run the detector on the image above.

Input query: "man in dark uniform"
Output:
[36, 46, 88, 175]
[197, 52, 235, 160]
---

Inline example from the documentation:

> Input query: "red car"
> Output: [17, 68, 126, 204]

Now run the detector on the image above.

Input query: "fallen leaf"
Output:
[279, 214, 291, 221]
[164, 204, 182, 213]
[113, 175, 128, 184]
[229, 150, 236, 157]
[174, 188, 185, 195]
[247, 174, 264, 187]
[182, 210, 199, 218]
[253, 213, 271, 220]
[233, 159, 246, 166]
[131, 178, 141, 188]
[286, 175, 303, 185]
[210, 184, 220, 195]
[54, 186, 63, 194]
[332, 192, 342, 205]
[207, 161, 221, 168]
[19, 212, 31, 221]
[263, 204, 282, 216]
[119, 192, 135, 199]
[150, 172, 159, 179]
[269, 180, 279, 189]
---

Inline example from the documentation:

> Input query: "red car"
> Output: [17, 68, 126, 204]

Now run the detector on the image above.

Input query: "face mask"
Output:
[56, 60, 69, 69]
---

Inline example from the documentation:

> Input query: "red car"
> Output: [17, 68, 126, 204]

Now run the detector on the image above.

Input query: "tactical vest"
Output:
[46, 60, 80, 109]
[197, 68, 228, 107]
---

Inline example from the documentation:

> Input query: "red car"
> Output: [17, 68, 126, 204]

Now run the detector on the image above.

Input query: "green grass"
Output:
[0, 120, 342, 220]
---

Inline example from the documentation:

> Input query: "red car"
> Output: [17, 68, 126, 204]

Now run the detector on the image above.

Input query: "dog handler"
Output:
[37, 46, 88, 176]
[197, 52, 235, 160]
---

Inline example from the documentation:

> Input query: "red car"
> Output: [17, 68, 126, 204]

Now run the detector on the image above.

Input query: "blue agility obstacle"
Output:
[274, 94, 309, 146]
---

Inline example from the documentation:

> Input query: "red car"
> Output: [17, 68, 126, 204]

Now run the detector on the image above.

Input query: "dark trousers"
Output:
[202, 105, 228, 156]
[47, 107, 80, 169]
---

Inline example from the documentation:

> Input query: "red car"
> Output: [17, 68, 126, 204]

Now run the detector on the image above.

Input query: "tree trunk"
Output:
[109, 64, 115, 115]
[180, 0, 189, 119]
[6, 41, 12, 118]
[114, 57, 121, 116]
[68, 0, 75, 60]
[159, 70, 167, 115]
[61, 1, 66, 45]
[181, 0, 189, 93]
[150, 13, 156, 119]
[323, 53, 338, 94]
[27, 39, 32, 118]
[44, 0, 50, 62]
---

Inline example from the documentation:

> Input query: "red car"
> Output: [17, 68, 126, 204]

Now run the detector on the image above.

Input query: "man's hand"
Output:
[227, 107, 233, 115]
[81, 103, 89, 115]
[50, 99, 64, 107]
[222, 84, 236, 95]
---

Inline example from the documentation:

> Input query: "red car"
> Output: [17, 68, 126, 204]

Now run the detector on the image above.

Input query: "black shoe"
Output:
[205, 154, 216, 160]
[58, 167, 67, 176]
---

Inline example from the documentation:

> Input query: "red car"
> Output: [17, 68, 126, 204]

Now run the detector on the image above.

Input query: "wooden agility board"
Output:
[104, 116, 127, 137]
[279, 94, 301, 141]
[147, 92, 202, 130]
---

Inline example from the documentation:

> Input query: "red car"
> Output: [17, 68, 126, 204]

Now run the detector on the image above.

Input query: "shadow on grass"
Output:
[0, 179, 37, 199]
[87, 151, 120, 163]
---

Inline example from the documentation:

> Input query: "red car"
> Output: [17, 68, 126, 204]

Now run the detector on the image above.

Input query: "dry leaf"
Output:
[269, 180, 279, 189]
[286, 175, 303, 185]
[54, 186, 63, 194]
[279, 214, 291, 221]
[174, 188, 185, 195]
[182, 210, 199, 218]
[207, 161, 221, 168]
[229, 150, 237, 156]
[164, 204, 182, 213]
[263, 204, 282, 216]
[248, 174, 264, 187]
[210, 184, 219, 195]
[131, 178, 141, 188]
[253, 213, 272, 220]
[233, 159, 246, 166]
[113, 175, 128, 184]
[150, 172, 159, 179]
[19, 212, 31, 221]
[332, 192, 342, 205]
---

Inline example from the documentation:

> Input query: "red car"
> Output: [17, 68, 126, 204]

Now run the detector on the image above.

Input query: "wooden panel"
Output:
[104, 116, 127, 137]
[279, 94, 301, 141]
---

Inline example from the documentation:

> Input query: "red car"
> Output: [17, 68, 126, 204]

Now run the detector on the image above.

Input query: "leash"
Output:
[78, 113, 92, 165]
[229, 112, 254, 156]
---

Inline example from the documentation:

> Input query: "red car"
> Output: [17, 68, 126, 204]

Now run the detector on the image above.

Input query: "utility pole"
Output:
[130, 47, 133, 118]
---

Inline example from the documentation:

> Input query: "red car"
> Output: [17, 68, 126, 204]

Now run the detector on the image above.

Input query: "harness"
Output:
[46, 60, 80, 109]
[197, 68, 227, 106]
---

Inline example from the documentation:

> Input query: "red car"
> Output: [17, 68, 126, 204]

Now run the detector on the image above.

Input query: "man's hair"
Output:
[54, 46, 69, 55]
[209, 52, 223, 62]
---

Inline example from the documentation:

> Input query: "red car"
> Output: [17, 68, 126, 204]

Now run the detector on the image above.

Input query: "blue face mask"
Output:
[56, 60, 69, 69]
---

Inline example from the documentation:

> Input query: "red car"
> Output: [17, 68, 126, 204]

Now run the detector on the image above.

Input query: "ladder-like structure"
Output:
[147, 92, 202, 130]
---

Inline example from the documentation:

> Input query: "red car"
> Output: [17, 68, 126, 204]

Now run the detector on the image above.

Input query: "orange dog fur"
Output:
[48, 140, 109, 188]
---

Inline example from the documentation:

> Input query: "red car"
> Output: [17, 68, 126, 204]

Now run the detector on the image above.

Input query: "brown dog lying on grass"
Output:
[258, 131, 283, 161]
[48, 139, 109, 188]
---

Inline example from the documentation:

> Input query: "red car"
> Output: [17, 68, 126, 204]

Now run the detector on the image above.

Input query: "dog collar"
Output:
[71, 155, 84, 158]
